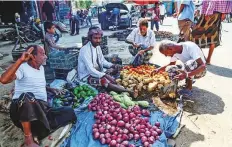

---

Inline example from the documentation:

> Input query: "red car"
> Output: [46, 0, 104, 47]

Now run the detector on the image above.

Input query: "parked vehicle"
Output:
[98, 3, 133, 30]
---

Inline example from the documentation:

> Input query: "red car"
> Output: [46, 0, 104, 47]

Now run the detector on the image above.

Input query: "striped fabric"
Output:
[202, 0, 232, 15]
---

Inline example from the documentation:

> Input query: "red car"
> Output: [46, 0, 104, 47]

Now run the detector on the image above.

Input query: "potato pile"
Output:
[116, 65, 171, 95]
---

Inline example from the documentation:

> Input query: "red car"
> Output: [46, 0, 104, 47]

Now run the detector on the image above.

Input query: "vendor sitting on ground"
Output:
[0, 45, 76, 147]
[126, 19, 156, 64]
[44, 22, 75, 54]
[78, 26, 138, 98]
[152, 40, 207, 97]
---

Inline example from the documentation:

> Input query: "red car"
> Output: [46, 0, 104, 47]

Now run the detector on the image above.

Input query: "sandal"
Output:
[178, 89, 193, 97]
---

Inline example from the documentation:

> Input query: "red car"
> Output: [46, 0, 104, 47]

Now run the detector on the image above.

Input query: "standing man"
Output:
[191, 0, 232, 64]
[42, 1, 54, 21]
[159, 2, 166, 25]
[152, 40, 206, 97]
[126, 19, 156, 64]
[86, 8, 92, 27]
[173, 0, 195, 41]
[78, 27, 138, 98]
[0, 45, 76, 147]
[151, 3, 160, 31]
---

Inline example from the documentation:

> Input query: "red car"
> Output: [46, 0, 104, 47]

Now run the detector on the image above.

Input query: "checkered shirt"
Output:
[202, 0, 232, 15]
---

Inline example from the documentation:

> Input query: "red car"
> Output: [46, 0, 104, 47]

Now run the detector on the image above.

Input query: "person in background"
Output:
[126, 19, 156, 64]
[80, 10, 84, 26]
[86, 8, 92, 27]
[159, 2, 166, 25]
[0, 45, 76, 147]
[70, 11, 80, 36]
[110, 7, 120, 30]
[54, 1, 60, 21]
[191, 0, 232, 64]
[42, 1, 54, 21]
[152, 40, 206, 97]
[78, 27, 138, 98]
[44, 22, 75, 54]
[151, 3, 160, 31]
[173, 0, 195, 41]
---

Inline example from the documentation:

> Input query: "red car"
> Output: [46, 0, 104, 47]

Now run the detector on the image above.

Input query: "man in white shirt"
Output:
[78, 27, 138, 97]
[126, 19, 156, 64]
[0, 45, 76, 147]
[152, 40, 206, 96]
[159, 2, 166, 25]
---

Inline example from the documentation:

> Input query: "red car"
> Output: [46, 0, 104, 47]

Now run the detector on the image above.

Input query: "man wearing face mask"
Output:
[126, 19, 156, 64]
[0, 45, 76, 147]
[78, 27, 138, 98]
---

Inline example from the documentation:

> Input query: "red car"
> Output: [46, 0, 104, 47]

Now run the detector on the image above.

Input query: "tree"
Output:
[75, 0, 92, 9]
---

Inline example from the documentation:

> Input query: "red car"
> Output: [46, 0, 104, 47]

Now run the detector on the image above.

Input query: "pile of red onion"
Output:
[88, 93, 162, 147]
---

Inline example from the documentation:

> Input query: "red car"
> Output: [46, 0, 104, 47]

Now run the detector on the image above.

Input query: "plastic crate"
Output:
[54, 69, 71, 80]
[49, 52, 78, 70]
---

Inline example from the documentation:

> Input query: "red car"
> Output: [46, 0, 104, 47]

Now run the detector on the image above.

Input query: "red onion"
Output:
[93, 132, 100, 139]
[116, 138, 122, 143]
[110, 140, 117, 146]
[123, 129, 129, 134]
[155, 122, 160, 128]
[140, 133, 145, 137]
[122, 140, 129, 146]
[109, 126, 116, 133]
[117, 114, 122, 121]
[96, 120, 101, 124]
[121, 108, 127, 114]
[143, 141, 149, 147]
[140, 125, 146, 129]
[113, 131, 118, 136]
[110, 120, 117, 126]
[100, 138, 106, 144]
[99, 127, 105, 133]
[125, 123, 131, 129]
[106, 138, 111, 144]
[93, 128, 98, 133]
[106, 124, 111, 130]
[135, 125, 141, 131]
[148, 136, 155, 143]
[129, 113, 136, 119]
[100, 134, 105, 139]
[134, 134, 140, 140]
[111, 135, 117, 140]
[128, 144, 136, 147]
[151, 131, 158, 137]
[144, 117, 149, 122]
[128, 133, 134, 140]
[139, 129, 145, 133]
[93, 124, 98, 129]
[123, 117, 129, 123]
[122, 134, 128, 141]
[145, 131, 151, 137]
[123, 113, 129, 118]
[156, 129, 162, 135]
[141, 136, 147, 143]
[142, 109, 150, 116]
[100, 115, 106, 121]
[105, 133, 111, 138]
[156, 136, 160, 140]
[108, 116, 114, 121]
[134, 119, 141, 124]
[117, 120, 125, 127]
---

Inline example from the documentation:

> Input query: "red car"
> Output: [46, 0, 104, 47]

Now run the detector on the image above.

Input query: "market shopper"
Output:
[152, 40, 206, 97]
[86, 8, 92, 27]
[173, 0, 195, 41]
[151, 3, 160, 31]
[0, 45, 76, 147]
[78, 27, 138, 98]
[159, 2, 166, 25]
[126, 19, 156, 64]
[42, 1, 54, 21]
[191, 0, 232, 64]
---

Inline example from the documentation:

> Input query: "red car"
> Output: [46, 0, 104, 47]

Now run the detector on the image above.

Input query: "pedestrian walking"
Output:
[151, 3, 160, 31]
[86, 8, 92, 27]
[70, 11, 80, 36]
[191, 0, 232, 64]
[159, 2, 166, 25]
[173, 0, 195, 41]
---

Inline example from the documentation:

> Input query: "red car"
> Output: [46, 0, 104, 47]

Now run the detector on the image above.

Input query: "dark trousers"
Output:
[70, 18, 79, 35]
[151, 20, 159, 31]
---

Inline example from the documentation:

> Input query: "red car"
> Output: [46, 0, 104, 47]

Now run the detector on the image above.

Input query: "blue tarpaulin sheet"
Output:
[61, 100, 181, 147]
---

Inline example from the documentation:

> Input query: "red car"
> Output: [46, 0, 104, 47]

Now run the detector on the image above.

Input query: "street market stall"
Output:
[40, 62, 183, 147]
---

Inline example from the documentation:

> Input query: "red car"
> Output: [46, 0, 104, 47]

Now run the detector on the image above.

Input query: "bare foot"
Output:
[24, 135, 40, 147]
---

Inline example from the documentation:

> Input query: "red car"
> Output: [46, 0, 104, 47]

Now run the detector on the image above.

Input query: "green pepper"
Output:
[76, 93, 81, 99]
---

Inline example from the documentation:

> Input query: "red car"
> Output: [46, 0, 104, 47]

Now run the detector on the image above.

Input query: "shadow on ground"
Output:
[175, 127, 205, 147]
[183, 87, 225, 115]
[207, 64, 232, 78]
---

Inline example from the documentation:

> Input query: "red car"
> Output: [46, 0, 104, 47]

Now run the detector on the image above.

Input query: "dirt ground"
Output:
[0, 17, 232, 147]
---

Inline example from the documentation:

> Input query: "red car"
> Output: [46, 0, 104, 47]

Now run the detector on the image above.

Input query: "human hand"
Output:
[133, 43, 140, 48]
[174, 71, 187, 80]
[173, 12, 179, 18]
[151, 68, 160, 76]
[104, 74, 116, 84]
[113, 64, 122, 70]
[138, 50, 145, 55]
[20, 47, 35, 62]
[50, 88, 66, 96]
